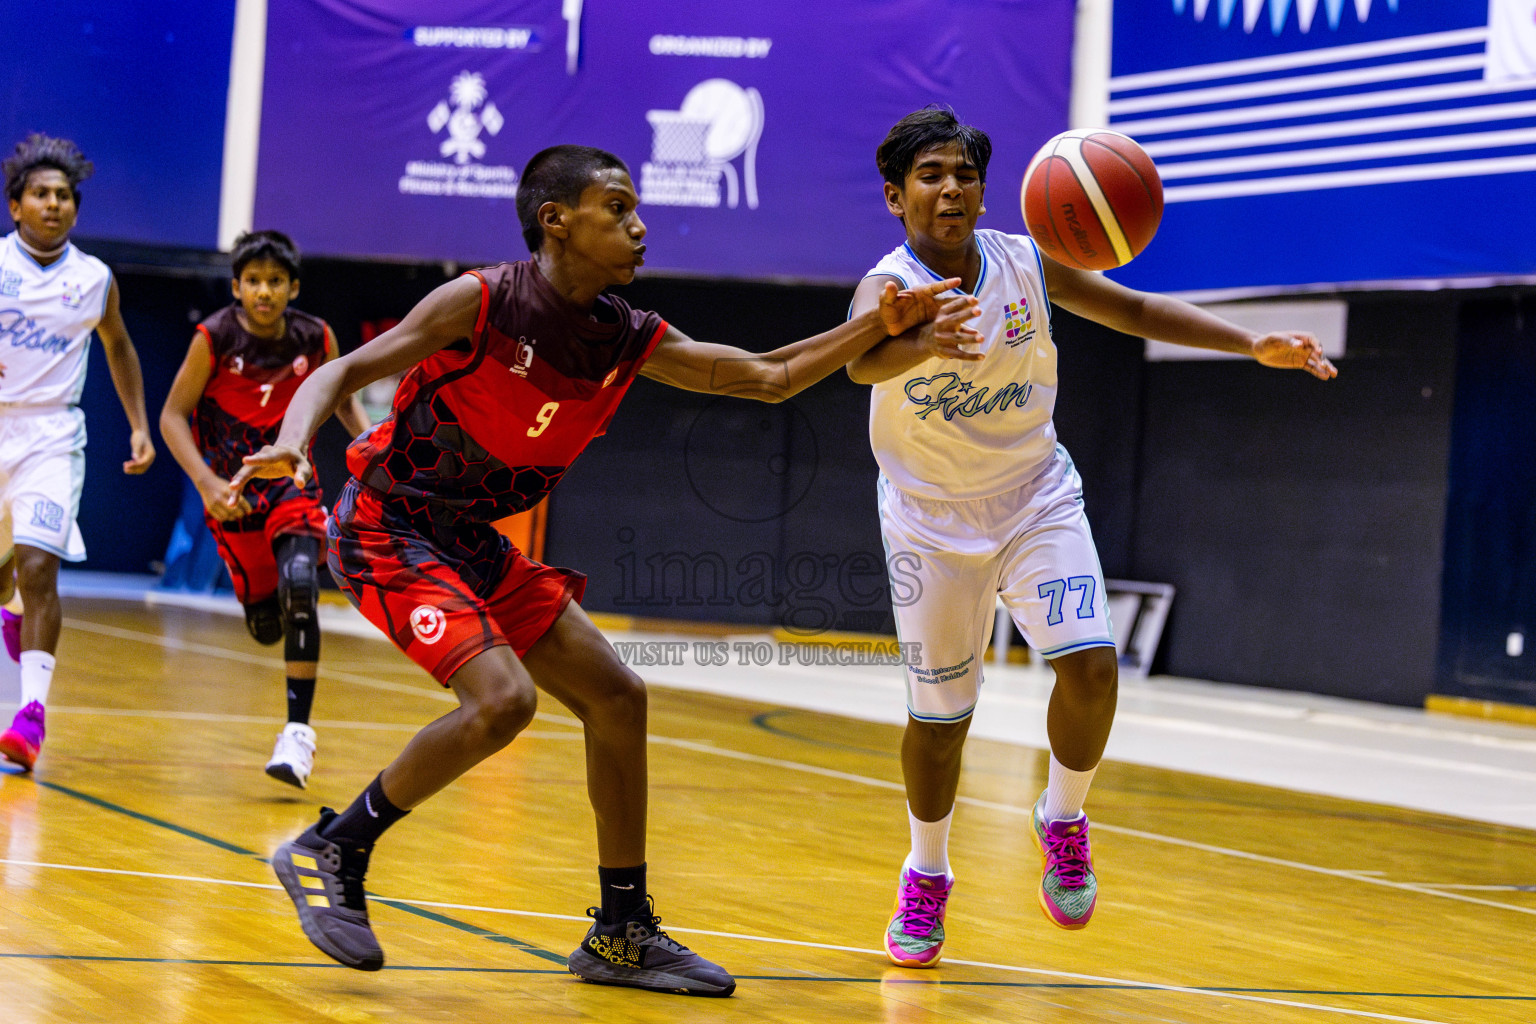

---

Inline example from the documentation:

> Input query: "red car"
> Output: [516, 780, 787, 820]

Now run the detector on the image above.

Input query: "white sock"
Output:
[907, 804, 954, 877]
[19, 650, 55, 707]
[1043, 754, 1097, 822]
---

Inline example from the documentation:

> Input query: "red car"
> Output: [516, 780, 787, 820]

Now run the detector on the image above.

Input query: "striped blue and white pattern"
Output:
[1108, 25, 1536, 203]
[1171, 0, 1400, 35]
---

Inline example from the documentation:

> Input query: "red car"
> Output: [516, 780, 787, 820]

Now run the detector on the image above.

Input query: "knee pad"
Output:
[285, 613, 320, 663]
[276, 535, 320, 625]
[245, 596, 284, 645]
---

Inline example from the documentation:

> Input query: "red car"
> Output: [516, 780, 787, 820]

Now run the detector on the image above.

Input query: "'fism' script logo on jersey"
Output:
[904, 374, 1036, 422]
[642, 78, 764, 210]
[399, 71, 519, 200]
[0, 309, 71, 354]
[1171, 0, 1399, 33]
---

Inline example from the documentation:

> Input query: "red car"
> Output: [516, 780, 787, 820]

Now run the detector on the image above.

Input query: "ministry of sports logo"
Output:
[1004, 298, 1035, 348]
[642, 79, 764, 209]
[410, 605, 448, 645]
[399, 71, 519, 199]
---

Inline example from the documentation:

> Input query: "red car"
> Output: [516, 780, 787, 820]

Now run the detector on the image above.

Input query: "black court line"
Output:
[0, 954, 1532, 999]
[25, 777, 569, 965]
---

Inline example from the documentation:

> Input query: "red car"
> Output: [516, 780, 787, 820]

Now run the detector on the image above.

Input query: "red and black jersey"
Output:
[193, 304, 329, 517]
[346, 261, 666, 523]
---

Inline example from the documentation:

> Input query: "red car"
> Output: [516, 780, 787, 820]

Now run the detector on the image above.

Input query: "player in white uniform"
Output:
[849, 108, 1337, 967]
[0, 134, 156, 769]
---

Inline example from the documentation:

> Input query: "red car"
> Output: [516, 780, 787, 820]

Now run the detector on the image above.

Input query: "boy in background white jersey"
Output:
[0, 134, 156, 769]
[849, 107, 1337, 967]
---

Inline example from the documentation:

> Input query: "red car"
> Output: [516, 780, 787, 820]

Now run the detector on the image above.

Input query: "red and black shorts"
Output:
[327, 478, 585, 685]
[207, 493, 327, 606]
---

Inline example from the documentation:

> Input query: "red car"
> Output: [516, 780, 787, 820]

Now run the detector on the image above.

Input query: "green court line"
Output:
[369, 898, 570, 964]
[35, 781, 260, 857]
[0, 953, 1530, 999]
[751, 709, 898, 758]
[29, 778, 569, 965]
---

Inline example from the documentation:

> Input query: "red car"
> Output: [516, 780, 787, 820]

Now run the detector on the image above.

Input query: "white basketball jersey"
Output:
[0, 232, 112, 408]
[866, 229, 1058, 501]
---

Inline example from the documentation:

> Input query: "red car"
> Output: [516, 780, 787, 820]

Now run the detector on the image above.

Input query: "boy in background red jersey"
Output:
[160, 230, 369, 788]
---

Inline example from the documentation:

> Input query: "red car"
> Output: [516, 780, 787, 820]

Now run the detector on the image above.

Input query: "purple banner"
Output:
[255, 0, 1073, 280]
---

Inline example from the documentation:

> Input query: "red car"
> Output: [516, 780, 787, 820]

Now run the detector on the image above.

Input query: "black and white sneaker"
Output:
[272, 808, 384, 971]
[567, 898, 735, 996]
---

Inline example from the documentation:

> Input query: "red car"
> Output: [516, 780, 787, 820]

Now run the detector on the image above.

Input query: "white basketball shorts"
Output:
[0, 406, 89, 563]
[878, 445, 1114, 722]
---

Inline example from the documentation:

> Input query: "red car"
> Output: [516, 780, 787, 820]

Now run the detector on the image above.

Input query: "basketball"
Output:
[1021, 128, 1163, 271]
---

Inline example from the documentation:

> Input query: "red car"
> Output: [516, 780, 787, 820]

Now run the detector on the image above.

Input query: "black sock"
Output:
[321, 774, 409, 848]
[286, 675, 316, 724]
[598, 863, 648, 924]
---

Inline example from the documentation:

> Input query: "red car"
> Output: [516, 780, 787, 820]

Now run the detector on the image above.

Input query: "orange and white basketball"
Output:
[1021, 129, 1163, 271]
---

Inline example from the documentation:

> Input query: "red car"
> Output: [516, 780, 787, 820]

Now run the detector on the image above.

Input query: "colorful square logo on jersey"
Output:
[1004, 297, 1035, 348]
[0, 270, 20, 298]
[60, 280, 85, 309]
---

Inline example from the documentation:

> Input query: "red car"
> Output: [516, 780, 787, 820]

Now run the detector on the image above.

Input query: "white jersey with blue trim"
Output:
[865, 229, 1058, 501]
[0, 232, 112, 408]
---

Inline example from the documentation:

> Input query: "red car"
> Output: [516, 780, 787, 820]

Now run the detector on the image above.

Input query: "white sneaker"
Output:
[265, 722, 317, 789]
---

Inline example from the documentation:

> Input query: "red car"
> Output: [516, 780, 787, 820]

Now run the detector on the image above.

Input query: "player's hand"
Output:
[229, 444, 311, 502]
[918, 293, 985, 362]
[879, 278, 975, 337]
[123, 429, 156, 474]
[1253, 332, 1338, 380]
[198, 476, 252, 522]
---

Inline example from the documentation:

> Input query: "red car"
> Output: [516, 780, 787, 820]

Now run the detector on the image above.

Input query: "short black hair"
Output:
[517, 145, 629, 252]
[876, 106, 993, 188]
[231, 229, 301, 279]
[4, 133, 94, 204]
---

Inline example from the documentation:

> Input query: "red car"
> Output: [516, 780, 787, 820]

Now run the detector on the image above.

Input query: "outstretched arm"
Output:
[158, 333, 251, 521]
[640, 277, 965, 401]
[230, 275, 481, 494]
[846, 274, 984, 385]
[1043, 261, 1338, 380]
[96, 276, 157, 473]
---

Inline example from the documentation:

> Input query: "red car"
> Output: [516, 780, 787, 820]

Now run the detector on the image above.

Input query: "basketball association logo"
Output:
[1004, 298, 1035, 348]
[410, 605, 447, 645]
[642, 79, 764, 209]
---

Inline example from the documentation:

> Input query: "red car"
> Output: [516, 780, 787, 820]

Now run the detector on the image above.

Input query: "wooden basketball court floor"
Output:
[1, 597, 1533, 1024]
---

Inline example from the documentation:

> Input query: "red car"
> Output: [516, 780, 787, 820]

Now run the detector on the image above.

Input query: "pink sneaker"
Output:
[1031, 792, 1097, 929]
[1, 609, 19, 662]
[884, 865, 953, 967]
[0, 701, 45, 771]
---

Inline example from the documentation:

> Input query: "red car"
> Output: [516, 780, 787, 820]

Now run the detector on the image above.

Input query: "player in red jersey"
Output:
[231, 145, 977, 994]
[159, 230, 369, 788]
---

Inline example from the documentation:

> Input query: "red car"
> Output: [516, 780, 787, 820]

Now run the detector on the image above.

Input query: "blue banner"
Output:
[0, 0, 234, 249]
[1108, 1, 1536, 293]
[254, 0, 1074, 281]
